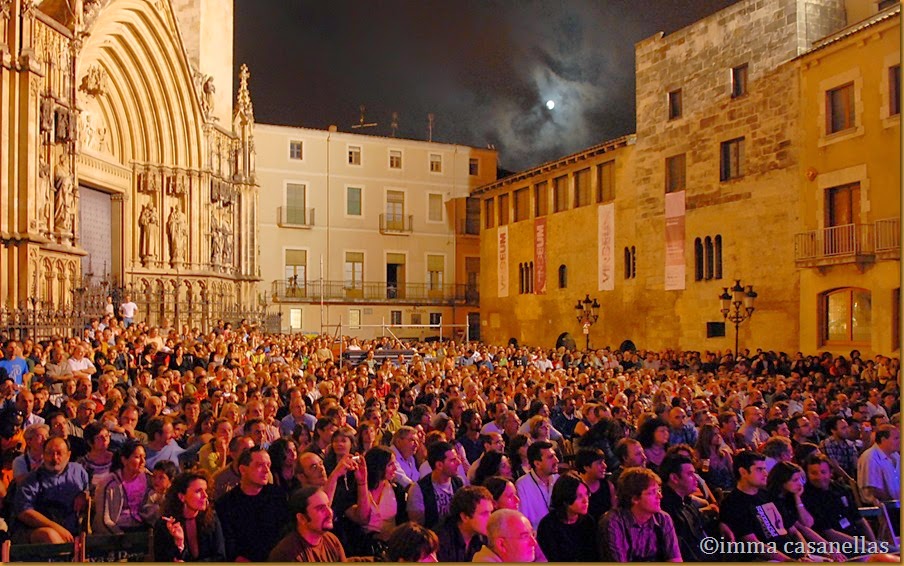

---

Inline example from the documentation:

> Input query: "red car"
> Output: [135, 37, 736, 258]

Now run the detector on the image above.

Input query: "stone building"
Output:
[476, 0, 897, 356]
[796, 4, 900, 355]
[0, 0, 261, 333]
[255, 123, 496, 339]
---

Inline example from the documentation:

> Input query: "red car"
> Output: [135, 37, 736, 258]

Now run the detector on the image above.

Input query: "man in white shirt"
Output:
[119, 294, 138, 328]
[857, 424, 900, 504]
[390, 426, 420, 488]
[515, 440, 559, 530]
[66, 345, 95, 379]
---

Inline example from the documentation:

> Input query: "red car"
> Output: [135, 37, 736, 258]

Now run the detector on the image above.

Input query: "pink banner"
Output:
[534, 217, 547, 294]
[664, 191, 686, 290]
[598, 203, 614, 291]
[497, 226, 509, 297]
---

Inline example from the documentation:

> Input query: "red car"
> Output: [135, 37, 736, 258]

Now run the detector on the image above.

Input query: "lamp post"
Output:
[720, 280, 757, 360]
[574, 294, 600, 351]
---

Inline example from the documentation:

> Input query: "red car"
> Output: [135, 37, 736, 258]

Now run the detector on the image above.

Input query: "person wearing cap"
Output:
[268, 486, 348, 562]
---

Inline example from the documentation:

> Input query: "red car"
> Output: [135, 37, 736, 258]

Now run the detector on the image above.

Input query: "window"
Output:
[822, 288, 871, 344]
[484, 198, 495, 229]
[430, 153, 443, 173]
[695, 235, 723, 281]
[597, 161, 614, 202]
[827, 83, 855, 134]
[890, 65, 900, 116]
[428, 194, 443, 222]
[469, 158, 479, 176]
[513, 188, 530, 222]
[534, 181, 549, 217]
[498, 193, 510, 226]
[390, 310, 402, 325]
[288, 308, 302, 330]
[344, 252, 364, 289]
[285, 183, 307, 224]
[720, 137, 745, 181]
[706, 322, 726, 338]
[429, 313, 442, 327]
[389, 149, 402, 169]
[879, 0, 897, 10]
[385, 190, 405, 229]
[346, 187, 362, 216]
[518, 262, 534, 294]
[668, 90, 682, 119]
[731, 64, 748, 98]
[574, 168, 591, 207]
[411, 313, 422, 325]
[348, 145, 362, 165]
[349, 309, 361, 329]
[464, 198, 480, 234]
[694, 238, 704, 281]
[557, 265, 567, 289]
[289, 140, 303, 160]
[665, 154, 686, 193]
[624, 246, 636, 279]
[427, 255, 444, 290]
[553, 175, 568, 212]
[285, 249, 307, 291]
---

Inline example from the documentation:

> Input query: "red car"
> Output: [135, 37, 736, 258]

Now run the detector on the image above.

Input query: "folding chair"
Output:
[83, 529, 153, 562]
[1, 537, 80, 562]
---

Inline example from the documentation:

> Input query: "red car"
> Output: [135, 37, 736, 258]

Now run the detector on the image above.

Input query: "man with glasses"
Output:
[390, 426, 420, 488]
[467, 433, 506, 483]
[472, 509, 537, 562]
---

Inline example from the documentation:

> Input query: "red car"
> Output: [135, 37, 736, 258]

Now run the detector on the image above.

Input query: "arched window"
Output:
[518, 263, 525, 295]
[558, 265, 567, 289]
[528, 261, 534, 293]
[821, 288, 871, 344]
[624, 247, 631, 279]
[631, 246, 637, 279]
[704, 236, 714, 280]
[694, 238, 704, 281]
[714, 235, 723, 280]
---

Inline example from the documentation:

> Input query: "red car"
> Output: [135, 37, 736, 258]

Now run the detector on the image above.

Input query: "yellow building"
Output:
[477, 0, 897, 354]
[796, 4, 900, 357]
[0, 0, 261, 332]
[254, 124, 496, 339]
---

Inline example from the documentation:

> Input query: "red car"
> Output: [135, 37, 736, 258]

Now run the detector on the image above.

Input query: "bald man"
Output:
[472, 509, 537, 563]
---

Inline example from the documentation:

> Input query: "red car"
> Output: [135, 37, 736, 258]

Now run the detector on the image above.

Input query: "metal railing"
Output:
[278, 206, 315, 227]
[795, 223, 874, 260]
[271, 280, 478, 305]
[379, 213, 413, 234]
[875, 217, 900, 253]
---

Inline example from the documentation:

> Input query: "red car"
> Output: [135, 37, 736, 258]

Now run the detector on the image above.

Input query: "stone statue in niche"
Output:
[222, 216, 233, 266]
[79, 66, 107, 97]
[40, 98, 54, 135]
[39, 154, 52, 230]
[54, 107, 71, 143]
[200, 76, 215, 119]
[139, 203, 159, 265]
[167, 206, 187, 266]
[209, 218, 220, 265]
[53, 155, 73, 233]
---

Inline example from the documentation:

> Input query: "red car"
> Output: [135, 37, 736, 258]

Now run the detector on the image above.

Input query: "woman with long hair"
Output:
[196, 418, 233, 476]
[79, 421, 115, 488]
[357, 422, 377, 454]
[471, 451, 513, 487]
[694, 423, 734, 491]
[323, 426, 357, 476]
[766, 461, 845, 562]
[635, 416, 670, 470]
[267, 437, 300, 494]
[93, 440, 152, 534]
[537, 472, 599, 561]
[344, 446, 407, 556]
[154, 472, 226, 562]
[482, 476, 521, 510]
[507, 433, 532, 480]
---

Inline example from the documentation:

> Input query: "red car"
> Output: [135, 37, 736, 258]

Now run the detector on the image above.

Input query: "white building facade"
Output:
[255, 124, 496, 339]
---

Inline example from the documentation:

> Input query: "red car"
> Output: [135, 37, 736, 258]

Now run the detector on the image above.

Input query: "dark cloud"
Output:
[236, 1, 740, 171]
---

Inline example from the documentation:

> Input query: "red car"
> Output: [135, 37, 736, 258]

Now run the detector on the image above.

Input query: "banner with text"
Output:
[598, 203, 615, 291]
[498, 226, 509, 297]
[664, 191, 686, 290]
[534, 217, 547, 294]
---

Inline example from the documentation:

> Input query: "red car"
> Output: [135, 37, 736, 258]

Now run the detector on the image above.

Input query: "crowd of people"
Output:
[0, 312, 900, 562]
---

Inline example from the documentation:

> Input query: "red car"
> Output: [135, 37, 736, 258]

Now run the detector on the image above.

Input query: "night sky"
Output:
[234, 1, 740, 172]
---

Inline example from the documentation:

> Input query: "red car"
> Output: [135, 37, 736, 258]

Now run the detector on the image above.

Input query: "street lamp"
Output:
[720, 279, 757, 360]
[574, 294, 600, 351]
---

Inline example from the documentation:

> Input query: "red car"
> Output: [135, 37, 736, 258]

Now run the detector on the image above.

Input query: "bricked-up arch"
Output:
[77, 0, 204, 168]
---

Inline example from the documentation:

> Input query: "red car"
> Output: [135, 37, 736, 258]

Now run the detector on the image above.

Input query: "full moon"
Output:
[546, 100, 555, 110]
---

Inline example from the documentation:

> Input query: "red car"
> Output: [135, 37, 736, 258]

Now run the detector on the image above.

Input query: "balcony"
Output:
[271, 280, 478, 306]
[794, 219, 900, 267]
[278, 206, 314, 228]
[380, 213, 413, 234]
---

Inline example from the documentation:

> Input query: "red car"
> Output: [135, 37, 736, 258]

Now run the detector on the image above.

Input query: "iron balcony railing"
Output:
[795, 223, 874, 261]
[271, 279, 479, 305]
[875, 217, 901, 253]
[379, 213, 413, 234]
[278, 206, 315, 228]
